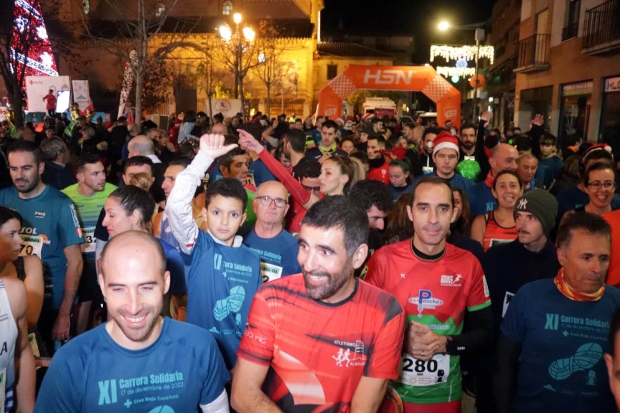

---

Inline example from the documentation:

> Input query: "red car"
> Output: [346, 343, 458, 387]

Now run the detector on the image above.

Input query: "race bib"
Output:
[19, 234, 43, 258]
[399, 353, 450, 387]
[260, 262, 283, 283]
[81, 227, 96, 253]
[0, 368, 5, 408]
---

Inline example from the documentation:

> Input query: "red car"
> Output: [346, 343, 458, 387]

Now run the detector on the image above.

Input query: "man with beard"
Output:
[232, 196, 405, 413]
[458, 115, 491, 178]
[35, 231, 230, 412]
[420, 128, 440, 174]
[62, 154, 117, 335]
[366, 135, 390, 184]
[362, 176, 493, 413]
[0, 140, 84, 355]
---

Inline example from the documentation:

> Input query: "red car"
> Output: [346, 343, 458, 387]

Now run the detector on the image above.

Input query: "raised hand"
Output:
[199, 134, 238, 159]
[238, 128, 265, 154]
[481, 110, 492, 127]
[531, 113, 544, 127]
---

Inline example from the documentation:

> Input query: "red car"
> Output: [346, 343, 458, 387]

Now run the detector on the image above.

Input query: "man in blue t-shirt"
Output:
[35, 231, 230, 413]
[167, 134, 262, 370]
[495, 212, 620, 413]
[0, 140, 83, 355]
[243, 181, 301, 283]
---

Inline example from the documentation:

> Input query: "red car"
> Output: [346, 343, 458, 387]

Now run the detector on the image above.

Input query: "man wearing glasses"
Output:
[243, 181, 302, 283]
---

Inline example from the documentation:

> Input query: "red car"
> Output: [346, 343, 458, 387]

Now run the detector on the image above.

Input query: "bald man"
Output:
[128, 135, 166, 206]
[242, 181, 301, 283]
[36, 231, 231, 413]
[466, 143, 519, 217]
[211, 123, 229, 135]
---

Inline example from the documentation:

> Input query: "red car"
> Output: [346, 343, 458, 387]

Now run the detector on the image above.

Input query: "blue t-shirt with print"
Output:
[537, 156, 563, 188]
[500, 279, 620, 413]
[413, 171, 475, 192]
[0, 186, 83, 309]
[184, 230, 262, 370]
[466, 181, 497, 218]
[243, 228, 301, 283]
[156, 237, 187, 296]
[34, 318, 230, 413]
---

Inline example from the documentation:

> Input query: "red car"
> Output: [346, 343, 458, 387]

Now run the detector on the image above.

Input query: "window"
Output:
[222, 0, 233, 15]
[562, 0, 581, 40]
[155, 2, 165, 17]
[327, 64, 337, 80]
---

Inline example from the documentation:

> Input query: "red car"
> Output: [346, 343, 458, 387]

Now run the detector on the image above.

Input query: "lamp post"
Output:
[220, 13, 255, 119]
[438, 21, 486, 123]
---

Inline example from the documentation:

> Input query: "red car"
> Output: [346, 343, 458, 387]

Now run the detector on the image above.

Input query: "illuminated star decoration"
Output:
[15, 16, 27, 32]
[40, 52, 53, 67]
[36, 25, 48, 40]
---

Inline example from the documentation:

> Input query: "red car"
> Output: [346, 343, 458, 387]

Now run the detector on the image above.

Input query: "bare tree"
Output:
[251, 22, 290, 118]
[79, 0, 203, 124]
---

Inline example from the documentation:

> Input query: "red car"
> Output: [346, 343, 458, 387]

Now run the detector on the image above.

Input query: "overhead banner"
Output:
[25, 75, 71, 112]
[316, 65, 461, 129]
[72, 80, 91, 111]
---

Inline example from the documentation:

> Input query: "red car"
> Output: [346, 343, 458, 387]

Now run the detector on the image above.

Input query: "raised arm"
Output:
[238, 129, 320, 209]
[167, 134, 238, 254]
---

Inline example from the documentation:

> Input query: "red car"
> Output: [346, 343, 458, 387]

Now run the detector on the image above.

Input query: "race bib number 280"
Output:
[399, 353, 450, 387]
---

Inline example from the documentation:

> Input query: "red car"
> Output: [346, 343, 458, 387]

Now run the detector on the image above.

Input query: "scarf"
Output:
[554, 269, 604, 302]
[484, 171, 494, 188]
[319, 142, 337, 154]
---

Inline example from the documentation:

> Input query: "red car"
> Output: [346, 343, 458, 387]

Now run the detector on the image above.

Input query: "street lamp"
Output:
[219, 12, 255, 118]
[437, 21, 486, 123]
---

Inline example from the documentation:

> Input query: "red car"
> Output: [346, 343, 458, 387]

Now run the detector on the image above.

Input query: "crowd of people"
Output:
[2, 107, 620, 413]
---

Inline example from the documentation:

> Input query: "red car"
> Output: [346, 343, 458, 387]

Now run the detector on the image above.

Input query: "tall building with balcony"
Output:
[513, 0, 620, 149]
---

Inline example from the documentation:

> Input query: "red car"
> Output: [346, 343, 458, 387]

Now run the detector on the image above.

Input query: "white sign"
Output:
[205, 99, 242, 118]
[605, 77, 620, 93]
[72, 80, 91, 111]
[25, 75, 71, 112]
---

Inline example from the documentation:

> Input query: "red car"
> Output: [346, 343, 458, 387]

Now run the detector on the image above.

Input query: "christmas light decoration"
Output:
[437, 66, 476, 78]
[430, 45, 495, 65]
[11, 0, 58, 78]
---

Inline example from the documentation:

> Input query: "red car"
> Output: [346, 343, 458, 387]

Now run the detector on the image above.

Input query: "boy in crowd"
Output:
[536, 133, 563, 189]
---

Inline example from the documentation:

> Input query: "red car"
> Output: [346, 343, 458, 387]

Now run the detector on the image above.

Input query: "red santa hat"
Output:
[432, 131, 460, 157]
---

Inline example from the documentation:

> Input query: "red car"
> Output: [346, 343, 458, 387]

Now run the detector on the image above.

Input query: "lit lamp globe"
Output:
[469, 74, 485, 88]
[233, 13, 242, 24]
[438, 21, 450, 31]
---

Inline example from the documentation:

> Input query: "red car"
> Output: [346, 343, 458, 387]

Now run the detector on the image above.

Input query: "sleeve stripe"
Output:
[467, 300, 492, 312]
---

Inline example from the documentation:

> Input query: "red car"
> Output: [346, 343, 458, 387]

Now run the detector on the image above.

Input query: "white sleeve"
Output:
[166, 151, 214, 254]
[199, 389, 230, 413]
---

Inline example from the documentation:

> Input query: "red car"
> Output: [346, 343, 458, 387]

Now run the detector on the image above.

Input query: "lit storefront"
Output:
[600, 76, 620, 150]
[558, 80, 593, 146]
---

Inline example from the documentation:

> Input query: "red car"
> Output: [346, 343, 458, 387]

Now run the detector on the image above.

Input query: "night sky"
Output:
[322, 0, 497, 63]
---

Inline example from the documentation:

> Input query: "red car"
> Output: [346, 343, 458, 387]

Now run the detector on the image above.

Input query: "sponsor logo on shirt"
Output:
[332, 340, 368, 368]
[34, 211, 46, 218]
[440, 274, 462, 287]
[409, 290, 444, 316]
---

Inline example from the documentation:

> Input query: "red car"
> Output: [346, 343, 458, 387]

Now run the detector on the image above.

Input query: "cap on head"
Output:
[432, 131, 460, 157]
[514, 189, 558, 234]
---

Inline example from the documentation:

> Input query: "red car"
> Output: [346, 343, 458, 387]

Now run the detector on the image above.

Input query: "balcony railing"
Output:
[582, 0, 620, 53]
[561, 21, 579, 41]
[515, 34, 550, 73]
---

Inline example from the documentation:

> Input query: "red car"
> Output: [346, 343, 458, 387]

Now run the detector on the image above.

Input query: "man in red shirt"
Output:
[362, 176, 493, 413]
[42, 89, 57, 117]
[232, 196, 405, 413]
[367, 135, 390, 185]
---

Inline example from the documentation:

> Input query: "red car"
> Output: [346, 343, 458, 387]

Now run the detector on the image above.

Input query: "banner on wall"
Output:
[72, 80, 91, 111]
[205, 99, 242, 118]
[25, 75, 71, 112]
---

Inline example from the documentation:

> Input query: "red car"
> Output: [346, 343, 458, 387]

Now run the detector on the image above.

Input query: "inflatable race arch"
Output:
[316, 65, 462, 128]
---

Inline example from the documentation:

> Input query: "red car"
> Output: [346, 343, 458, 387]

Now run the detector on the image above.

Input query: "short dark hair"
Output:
[216, 148, 246, 171]
[284, 129, 307, 153]
[349, 179, 393, 214]
[8, 139, 43, 164]
[371, 118, 383, 126]
[184, 111, 197, 123]
[584, 162, 616, 186]
[124, 156, 154, 174]
[411, 176, 454, 208]
[302, 196, 369, 257]
[168, 158, 191, 168]
[402, 121, 415, 130]
[459, 123, 476, 135]
[322, 120, 338, 132]
[205, 178, 248, 210]
[493, 170, 523, 190]
[109, 185, 156, 229]
[76, 153, 102, 172]
[117, 116, 127, 123]
[539, 133, 557, 146]
[556, 211, 611, 250]
[609, 308, 620, 353]
[0, 206, 22, 229]
[423, 127, 442, 141]
[298, 161, 321, 179]
[368, 136, 386, 148]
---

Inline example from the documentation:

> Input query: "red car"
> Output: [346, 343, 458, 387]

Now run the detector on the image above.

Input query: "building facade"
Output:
[514, 0, 620, 149]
